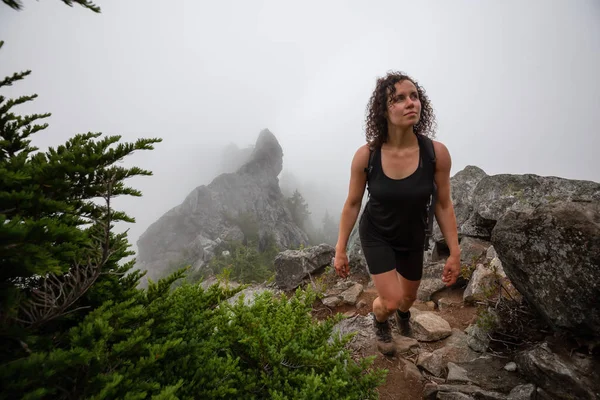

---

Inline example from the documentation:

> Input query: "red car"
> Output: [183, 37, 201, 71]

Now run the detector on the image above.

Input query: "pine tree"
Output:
[0, 40, 161, 351]
[286, 189, 311, 230]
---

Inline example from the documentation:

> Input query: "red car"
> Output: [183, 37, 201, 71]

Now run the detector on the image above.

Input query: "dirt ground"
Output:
[307, 271, 480, 400]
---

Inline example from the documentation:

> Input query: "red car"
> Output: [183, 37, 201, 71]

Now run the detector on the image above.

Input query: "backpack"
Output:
[363, 135, 437, 251]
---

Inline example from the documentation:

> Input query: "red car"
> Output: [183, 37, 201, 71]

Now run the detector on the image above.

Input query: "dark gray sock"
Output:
[397, 310, 410, 319]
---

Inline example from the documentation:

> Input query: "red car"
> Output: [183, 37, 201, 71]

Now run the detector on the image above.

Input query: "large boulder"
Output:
[273, 244, 335, 290]
[491, 200, 600, 337]
[432, 168, 600, 249]
[515, 342, 600, 400]
[136, 129, 309, 282]
[462, 173, 600, 240]
[432, 165, 487, 244]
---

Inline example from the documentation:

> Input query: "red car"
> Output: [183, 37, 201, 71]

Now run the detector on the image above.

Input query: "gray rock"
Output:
[136, 129, 309, 282]
[273, 243, 336, 290]
[454, 355, 529, 394]
[400, 358, 424, 382]
[486, 245, 497, 261]
[463, 263, 498, 304]
[436, 329, 480, 364]
[329, 314, 376, 353]
[446, 362, 471, 383]
[226, 284, 281, 307]
[345, 217, 369, 275]
[417, 262, 448, 301]
[340, 283, 363, 305]
[436, 393, 474, 400]
[489, 256, 506, 277]
[332, 280, 355, 291]
[464, 173, 600, 240]
[411, 310, 453, 342]
[515, 342, 600, 400]
[423, 383, 506, 400]
[418, 350, 445, 377]
[432, 165, 488, 243]
[394, 335, 420, 354]
[465, 322, 492, 353]
[322, 296, 341, 307]
[459, 237, 491, 267]
[503, 362, 517, 372]
[416, 329, 480, 379]
[507, 384, 535, 400]
[492, 200, 600, 336]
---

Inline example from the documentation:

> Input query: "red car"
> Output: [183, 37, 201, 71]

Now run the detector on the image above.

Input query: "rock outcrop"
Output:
[515, 341, 600, 400]
[492, 200, 600, 337]
[463, 173, 598, 238]
[430, 167, 599, 248]
[136, 129, 309, 281]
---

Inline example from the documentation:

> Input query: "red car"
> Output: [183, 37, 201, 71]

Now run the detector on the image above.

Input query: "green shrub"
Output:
[0, 270, 386, 399]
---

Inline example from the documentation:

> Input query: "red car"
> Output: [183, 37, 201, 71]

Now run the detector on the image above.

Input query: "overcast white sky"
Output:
[1, 0, 599, 251]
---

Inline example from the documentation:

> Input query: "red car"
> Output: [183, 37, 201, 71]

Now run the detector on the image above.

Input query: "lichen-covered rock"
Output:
[273, 244, 335, 290]
[492, 200, 600, 337]
[459, 237, 490, 266]
[515, 342, 600, 400]
[463, 263, 497, 304]
[463, 173, 600, 240]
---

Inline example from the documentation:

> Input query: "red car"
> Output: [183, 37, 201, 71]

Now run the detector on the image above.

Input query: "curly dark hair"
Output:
[365, 71, 437, 148]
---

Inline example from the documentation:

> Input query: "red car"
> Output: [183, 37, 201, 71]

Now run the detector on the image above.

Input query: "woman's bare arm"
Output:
[433, 140, 461, 286]
[335, 144, 371, 255]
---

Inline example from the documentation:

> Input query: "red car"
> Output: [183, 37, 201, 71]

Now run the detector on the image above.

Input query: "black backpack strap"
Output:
[364, 145, 375, 195]
[418, 135, 437, 251]
[363, 146, 374, 175]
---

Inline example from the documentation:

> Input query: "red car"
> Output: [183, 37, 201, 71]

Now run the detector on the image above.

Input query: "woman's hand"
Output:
[442, 255, 461, 287]
[334, 251, 350, 278]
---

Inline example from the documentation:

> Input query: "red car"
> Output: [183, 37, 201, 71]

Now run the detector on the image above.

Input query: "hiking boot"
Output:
[395, 309, 412, 338]
[371, 313, 395, 355]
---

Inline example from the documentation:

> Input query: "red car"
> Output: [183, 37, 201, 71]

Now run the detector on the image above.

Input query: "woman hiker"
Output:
[334, 71, 461, 355]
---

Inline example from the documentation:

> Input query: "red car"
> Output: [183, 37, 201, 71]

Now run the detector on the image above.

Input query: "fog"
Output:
[1, 0, 599, 253]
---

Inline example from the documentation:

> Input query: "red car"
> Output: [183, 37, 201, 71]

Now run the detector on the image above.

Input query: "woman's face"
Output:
[386, 79, 421, 129]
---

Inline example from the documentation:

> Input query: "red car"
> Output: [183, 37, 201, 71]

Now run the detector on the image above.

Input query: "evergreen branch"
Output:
[0, 94, 40, 115]
[13, 113, 52, 132]
[1, 0, 101, 13]
[0, 69, 31, 89]
[61, 0, 101, 13]
[16, 175, 116, 328]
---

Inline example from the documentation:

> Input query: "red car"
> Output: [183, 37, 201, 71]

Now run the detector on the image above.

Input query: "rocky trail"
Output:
[308, 270, 526, 400]
[267, 236, 600, 400]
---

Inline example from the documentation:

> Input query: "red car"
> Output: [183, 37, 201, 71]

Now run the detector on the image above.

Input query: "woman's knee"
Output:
[383, 294, 416, 311]
[402, 292, 417, 305]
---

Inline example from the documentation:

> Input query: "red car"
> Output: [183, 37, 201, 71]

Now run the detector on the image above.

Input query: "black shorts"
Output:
[358, 214, 424, 281]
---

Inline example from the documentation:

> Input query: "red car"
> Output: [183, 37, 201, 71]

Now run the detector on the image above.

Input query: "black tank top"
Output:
[360, 134, 435, 251]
